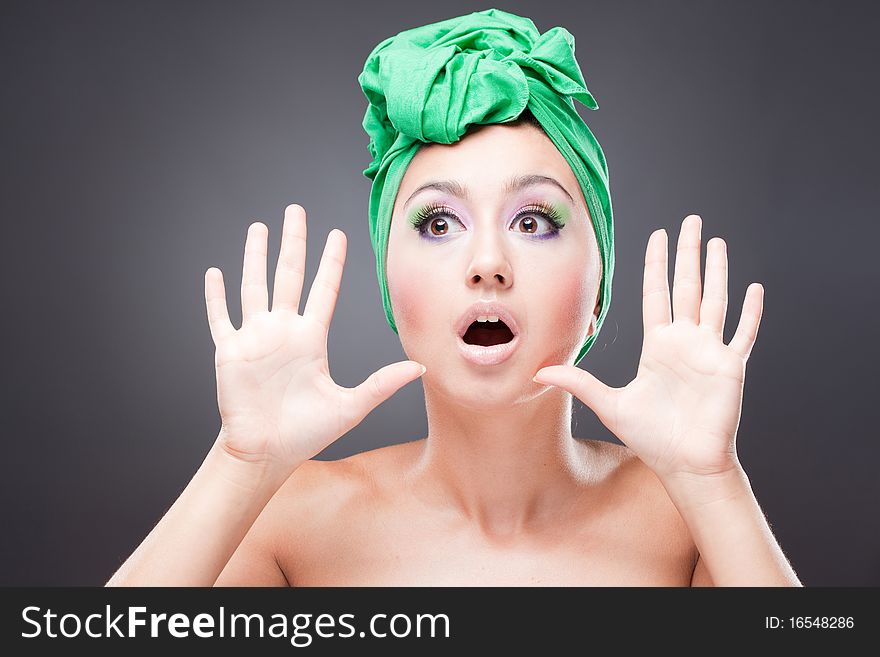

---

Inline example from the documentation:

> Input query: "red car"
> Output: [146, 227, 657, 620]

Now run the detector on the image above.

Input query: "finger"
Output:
[272, 204, 307, 313]
[205, 267, 235, 343]
[699, 237, 729, 338]
[729, 283, 764, 361]
[672, 214, 703, 324]
[346, 361, 426, 428]
[533, 365, 618, 431]
[303, 229, 346, 332]
[241, 222, 269, 323]
[642, 228, 672, 335]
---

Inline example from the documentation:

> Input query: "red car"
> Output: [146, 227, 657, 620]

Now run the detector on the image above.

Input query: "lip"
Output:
[454, 301, 522, 366]
[457, 332, 521, 366]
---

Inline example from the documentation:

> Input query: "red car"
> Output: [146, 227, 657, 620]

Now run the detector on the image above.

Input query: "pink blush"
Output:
[548, 269, 594, 348]
[387, 270, 428, 336]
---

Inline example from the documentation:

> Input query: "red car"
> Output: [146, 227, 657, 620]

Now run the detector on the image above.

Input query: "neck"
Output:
[410, 382, 599, 539]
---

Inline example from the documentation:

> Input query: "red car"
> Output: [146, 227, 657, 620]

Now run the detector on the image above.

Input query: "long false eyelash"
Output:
[409, 201, 453, 232]
[519, 201, 565, 231]
[410, 201, 565, 237]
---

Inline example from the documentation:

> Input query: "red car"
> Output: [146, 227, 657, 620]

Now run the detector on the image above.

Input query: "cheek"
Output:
[390, 278, 426, 335]
[387, 252, 429, 337]
[539, 259, 596, 349]
[555, 273, 592, 328]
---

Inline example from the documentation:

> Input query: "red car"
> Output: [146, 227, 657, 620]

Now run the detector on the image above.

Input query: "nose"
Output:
[464, 229, 513, 291]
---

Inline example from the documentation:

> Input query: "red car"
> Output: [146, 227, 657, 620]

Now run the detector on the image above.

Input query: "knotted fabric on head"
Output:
[357, 7, 614, 366]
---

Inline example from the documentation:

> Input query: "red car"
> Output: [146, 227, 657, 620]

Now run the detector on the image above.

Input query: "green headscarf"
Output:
[358, 7, 614, 366]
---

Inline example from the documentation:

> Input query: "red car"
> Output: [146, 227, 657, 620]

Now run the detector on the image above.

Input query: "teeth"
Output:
[476, 315, 500, 323]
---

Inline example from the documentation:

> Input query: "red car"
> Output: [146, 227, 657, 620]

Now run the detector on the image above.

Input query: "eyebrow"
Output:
[402, 174, 575, 209]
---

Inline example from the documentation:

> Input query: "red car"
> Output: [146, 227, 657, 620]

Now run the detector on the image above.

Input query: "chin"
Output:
[427, 360, 541, 408]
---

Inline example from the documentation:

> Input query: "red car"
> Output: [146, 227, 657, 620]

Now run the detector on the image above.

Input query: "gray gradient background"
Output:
[1, 0, 877, 586]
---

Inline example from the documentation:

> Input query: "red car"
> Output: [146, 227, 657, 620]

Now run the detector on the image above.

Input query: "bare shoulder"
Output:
[578, 438, 667, 490]
[275, 439, 420, 505]
[267, 441, 420, 574]
[272, 453, 372, 520]
[582, 438, 676, 504]
[577, 439, 697, 544]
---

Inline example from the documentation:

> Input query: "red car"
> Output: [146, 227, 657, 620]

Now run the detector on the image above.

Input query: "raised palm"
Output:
[204, 204, 425, 472]
[534, 215, 764, 480]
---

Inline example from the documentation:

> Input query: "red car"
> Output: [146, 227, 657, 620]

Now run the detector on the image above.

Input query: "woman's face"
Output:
[386, 121, 602, 407]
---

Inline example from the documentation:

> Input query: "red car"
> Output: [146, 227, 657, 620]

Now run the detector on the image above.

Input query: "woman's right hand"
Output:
[204, 204, 425, 473]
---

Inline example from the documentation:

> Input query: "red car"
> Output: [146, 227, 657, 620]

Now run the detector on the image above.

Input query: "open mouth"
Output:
[461, 319, 515, 347]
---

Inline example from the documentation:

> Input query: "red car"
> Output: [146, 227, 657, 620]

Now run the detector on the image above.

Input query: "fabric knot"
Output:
[359, 9, 599, 180]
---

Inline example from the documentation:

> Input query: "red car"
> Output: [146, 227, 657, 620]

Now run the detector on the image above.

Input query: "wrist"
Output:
[659, 462, 752, 513]
[206, 432, 299, 495]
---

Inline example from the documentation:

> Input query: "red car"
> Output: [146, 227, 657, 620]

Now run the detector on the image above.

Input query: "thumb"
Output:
[349, 360, 426, 423]
[533, 365, 618, 428]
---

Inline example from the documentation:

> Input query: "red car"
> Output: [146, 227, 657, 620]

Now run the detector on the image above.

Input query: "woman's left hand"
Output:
[533, 214, 764, 481]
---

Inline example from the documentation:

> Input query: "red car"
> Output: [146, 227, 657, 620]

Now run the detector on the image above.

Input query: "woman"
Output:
[107, 9, 801, 586]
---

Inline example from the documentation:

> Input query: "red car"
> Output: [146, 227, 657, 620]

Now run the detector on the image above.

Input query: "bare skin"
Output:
[216, 439, 704, 586]
[108, 120, 796, 587]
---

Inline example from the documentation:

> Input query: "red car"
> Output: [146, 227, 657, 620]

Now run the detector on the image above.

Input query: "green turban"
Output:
[357, 7, 614, 366]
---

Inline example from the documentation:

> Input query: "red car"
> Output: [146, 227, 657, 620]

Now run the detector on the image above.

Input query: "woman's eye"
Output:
[514, 214, 552, 234]
[410, 207, 466, 237]
[424, 215, 463, 236]
[428, 217, 448, 236]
